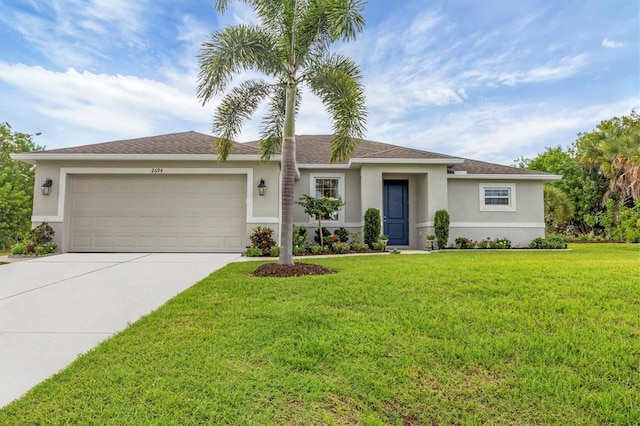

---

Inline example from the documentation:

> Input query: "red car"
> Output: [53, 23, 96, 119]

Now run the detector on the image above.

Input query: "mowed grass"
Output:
[1, 245, 638, 425]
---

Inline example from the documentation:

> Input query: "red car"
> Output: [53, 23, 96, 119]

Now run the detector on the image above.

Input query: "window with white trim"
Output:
[479, 183, 516, 211]
[310, 173, 345, 221]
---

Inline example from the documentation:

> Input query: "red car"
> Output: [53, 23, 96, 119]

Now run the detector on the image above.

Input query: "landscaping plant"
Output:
[434, 209, 450, 249]
[364, 208, 381, 248]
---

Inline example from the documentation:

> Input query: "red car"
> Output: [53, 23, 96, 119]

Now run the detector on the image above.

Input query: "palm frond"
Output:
[307, 55, 367, 162]
[258, 83, 302, 161]
[197, 25, 283, 103]
[212, 79, 272, 160]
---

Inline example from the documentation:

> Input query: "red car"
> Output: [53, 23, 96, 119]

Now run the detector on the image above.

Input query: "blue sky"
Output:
[0, 0, 638, 164]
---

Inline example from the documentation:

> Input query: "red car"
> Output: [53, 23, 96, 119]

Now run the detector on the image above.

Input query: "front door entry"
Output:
[383, 180, 409, 246]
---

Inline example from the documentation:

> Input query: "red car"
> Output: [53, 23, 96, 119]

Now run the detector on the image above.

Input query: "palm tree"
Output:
[543, 185, 575, 233]
[197, 0, 367, 265]
[577, 111, 640, 204]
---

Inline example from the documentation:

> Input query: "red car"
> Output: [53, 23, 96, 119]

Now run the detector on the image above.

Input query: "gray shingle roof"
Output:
[39, 131, 260, 155]
[244, 135, 458, 164]
[450, 158, 549, 175]
[33, 131, 552, 176]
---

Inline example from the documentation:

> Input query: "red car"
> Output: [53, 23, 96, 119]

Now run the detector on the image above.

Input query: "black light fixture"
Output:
[41, 178, 53, 196]
[257, 178, 266, 196]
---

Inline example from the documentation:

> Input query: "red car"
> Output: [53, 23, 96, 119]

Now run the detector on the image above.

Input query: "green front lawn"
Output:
[1, 244, 639, 424]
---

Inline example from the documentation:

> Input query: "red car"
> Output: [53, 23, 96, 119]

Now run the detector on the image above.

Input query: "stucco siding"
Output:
[447, 179, 545, 247]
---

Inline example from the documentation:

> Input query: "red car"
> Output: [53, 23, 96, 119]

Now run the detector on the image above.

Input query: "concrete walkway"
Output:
[0, 253, 240, 408]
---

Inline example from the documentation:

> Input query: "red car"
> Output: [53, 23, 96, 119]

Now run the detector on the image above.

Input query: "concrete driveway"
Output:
[0, 253, 240, 408]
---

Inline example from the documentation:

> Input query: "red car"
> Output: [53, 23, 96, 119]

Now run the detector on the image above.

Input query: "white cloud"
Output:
[498, 54, 590, 86]
[602, 38, 627, 48]
[0, 62, 211, 138]
[0, 0, 148, 68]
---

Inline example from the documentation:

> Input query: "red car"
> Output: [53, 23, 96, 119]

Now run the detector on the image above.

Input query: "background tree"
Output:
[0, 123, 44, 248]
[575, 110, 640, 205]
[543, 186, 575, 233]
[197, 0, 367, 265]
[519, 146, 606, 234]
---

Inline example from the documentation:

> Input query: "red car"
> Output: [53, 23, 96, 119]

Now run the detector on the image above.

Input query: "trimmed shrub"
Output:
[434, 210, 450, 249]
[372, 241, 386, 251]
[311, 245, 322, 255]
[249, 226, 276, 255]
[11, 243, 26, 255]
[331, 242, 350, 253]
[364, 208, 381, 248]
[269, 246, 280, 257]
[334, 227, 349, 243]
[351, 242, 368, 251]
[489, 238, 511, 249]
[244, 247, 263, 257]
[530, 236, 566, 249]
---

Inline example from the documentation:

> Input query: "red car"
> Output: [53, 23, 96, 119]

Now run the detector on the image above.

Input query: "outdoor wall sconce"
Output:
[257, 179, 266, 196]
[41, 178, 53, 196]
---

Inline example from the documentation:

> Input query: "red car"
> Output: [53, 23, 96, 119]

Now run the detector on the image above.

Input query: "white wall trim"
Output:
[247, 217, 280, 224]
[417, 221, 434, 228]
[32, 167, 260, 223]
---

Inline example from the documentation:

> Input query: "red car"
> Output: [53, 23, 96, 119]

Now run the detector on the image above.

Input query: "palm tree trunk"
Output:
[279, 85, 296, 265]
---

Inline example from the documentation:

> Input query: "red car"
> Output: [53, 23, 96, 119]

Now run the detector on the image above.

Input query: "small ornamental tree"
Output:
[364, 208, 381, 248]
[296, 195, 344, 249]
[434, 209, 450, 249]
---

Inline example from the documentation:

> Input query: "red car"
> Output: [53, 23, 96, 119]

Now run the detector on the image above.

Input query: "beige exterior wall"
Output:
[28, 157, 548, 252]
[447, 178, 545, 247]
[31, 159, 281, 251]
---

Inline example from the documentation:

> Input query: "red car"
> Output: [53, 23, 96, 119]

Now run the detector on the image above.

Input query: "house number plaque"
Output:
[151, 168, 164, 174]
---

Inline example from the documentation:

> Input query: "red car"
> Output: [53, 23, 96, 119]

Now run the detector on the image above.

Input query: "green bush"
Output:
[372, 241, 386, 251]
[293, 225, 311, 253]
[11, 243, 26, 255]
[269, 246, 280, 257]
[334, 227, 349, 243]
[364, 208, 381, 248]
[311, 245, 322, 255]
[530, 237, 566, 249]
[434, 210, 450, 249]
[351, 242, 368, 251]
[331, 242, 350, 254]
[249, 226, 276, 255]
[489, 238, 511, 249]
[454, 237, 473, 249]
[314, 227, 331, 245]
[244, 247, 263, 257]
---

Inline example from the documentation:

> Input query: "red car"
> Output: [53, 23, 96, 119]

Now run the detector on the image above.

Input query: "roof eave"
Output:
[349, 158, 465, 165]
[10, 153, 279, 163]
[448, 173, 562, 181]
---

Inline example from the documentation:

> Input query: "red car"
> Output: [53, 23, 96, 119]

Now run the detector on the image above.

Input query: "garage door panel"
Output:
[68, 174, 246, 252]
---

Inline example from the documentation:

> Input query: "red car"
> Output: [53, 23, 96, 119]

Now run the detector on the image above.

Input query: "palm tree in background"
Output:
[576, 111, 640, 204]
[197, 0, 367, 265]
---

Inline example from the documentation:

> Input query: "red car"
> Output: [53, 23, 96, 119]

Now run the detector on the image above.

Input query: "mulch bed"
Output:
[252, 263, 335, 277]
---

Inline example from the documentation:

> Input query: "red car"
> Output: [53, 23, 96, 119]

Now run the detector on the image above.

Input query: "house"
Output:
[13, 131, 559, 252]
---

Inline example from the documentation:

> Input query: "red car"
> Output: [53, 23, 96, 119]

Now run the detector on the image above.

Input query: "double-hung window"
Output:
[479, 183, 516, 211]
[310, 173, 345, 221]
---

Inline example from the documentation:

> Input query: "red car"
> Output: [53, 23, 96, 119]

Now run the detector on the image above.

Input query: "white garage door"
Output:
[67, 174, 246, 252]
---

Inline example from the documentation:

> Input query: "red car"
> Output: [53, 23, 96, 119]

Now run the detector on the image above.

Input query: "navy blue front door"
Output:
[383, 180, 409, 246]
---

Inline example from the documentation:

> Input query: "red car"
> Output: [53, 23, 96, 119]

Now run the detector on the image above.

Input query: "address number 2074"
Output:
[151, 168, 163, 174]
